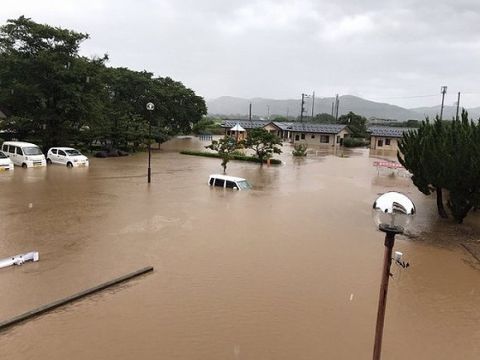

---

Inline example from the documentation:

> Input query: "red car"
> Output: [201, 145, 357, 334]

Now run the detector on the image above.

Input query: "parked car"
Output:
[0, 151, 14, 171]
[47, 147, 89, 168]
[1, 141, 46, 168]
[208, 174, 251, 190]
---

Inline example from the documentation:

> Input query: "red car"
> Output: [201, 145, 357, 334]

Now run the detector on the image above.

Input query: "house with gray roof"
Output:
[221, 119, 351, 147]
[368, 126, 416, 151]
[265, 122, 351, 147]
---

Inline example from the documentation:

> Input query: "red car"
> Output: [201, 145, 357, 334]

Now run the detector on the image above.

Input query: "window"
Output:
[336, 136, 340, 144]
[16, 147, 23, 155]
[52, 149, 58, 154]
[58, 150, 66, 156]
[209, 178, 214, 186]
[1, 144, 6, 152]
[385, 139, 391, 145]
[9, 146, 16, 154]
[301, 133, 305, 140]
[24, 147, 42, 155]
[377, 140, 383, 147]
[225, 180, 236, 189]
[311, 134, 315, 139]
[295, 135, 299, 141]
[320, 135, 329, 143]
[214, 178, 225, 187]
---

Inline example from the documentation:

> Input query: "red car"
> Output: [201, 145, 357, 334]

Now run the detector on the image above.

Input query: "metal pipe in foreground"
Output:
[0, 266, 154, 331]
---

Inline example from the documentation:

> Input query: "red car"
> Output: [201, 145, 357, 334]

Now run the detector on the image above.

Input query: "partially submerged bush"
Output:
[292, 143, 308, 156]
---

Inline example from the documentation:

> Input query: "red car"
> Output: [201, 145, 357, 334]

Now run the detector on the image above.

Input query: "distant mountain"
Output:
[207, 95, 480, 122]
[207, 95, 423, 121]
[410, 105, 480, 120]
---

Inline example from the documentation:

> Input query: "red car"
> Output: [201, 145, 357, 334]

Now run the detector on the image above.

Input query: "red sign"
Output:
[373, 161, 403, 169]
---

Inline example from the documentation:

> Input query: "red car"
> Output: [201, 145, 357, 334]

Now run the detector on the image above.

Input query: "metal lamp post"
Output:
[146, 102, 155, 183]
[371, 192, 416, 360]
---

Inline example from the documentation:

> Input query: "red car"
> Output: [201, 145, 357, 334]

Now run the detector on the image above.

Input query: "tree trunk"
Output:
[436, 187, 448, 218]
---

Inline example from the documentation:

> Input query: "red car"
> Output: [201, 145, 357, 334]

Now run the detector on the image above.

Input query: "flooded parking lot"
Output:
[1, 138, 479, 359]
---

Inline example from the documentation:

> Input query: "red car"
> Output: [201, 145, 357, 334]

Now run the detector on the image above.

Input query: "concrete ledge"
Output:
[0, 266, 154, 331]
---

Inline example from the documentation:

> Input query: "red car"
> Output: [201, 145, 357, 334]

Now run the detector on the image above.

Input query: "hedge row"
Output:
[180, 150, 282, 164]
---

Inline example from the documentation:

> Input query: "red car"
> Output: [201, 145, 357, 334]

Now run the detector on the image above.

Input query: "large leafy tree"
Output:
[0, 16, 106, 149]
[0, 16, 207, 151]
[241, 128, 282, 165]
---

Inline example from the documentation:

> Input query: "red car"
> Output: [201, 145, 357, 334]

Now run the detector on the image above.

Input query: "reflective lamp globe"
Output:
[372, 192, 416, 234]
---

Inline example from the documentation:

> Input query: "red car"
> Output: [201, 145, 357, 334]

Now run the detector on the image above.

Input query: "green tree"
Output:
[0, 16, 107, 150]
[0, 16, 207, 152]
[241, 128, 282, 165]
[338, 112, 367, 138]
[398, 110, 480, 223]
[205, 136, 240, 173]
[312, 113, 336, 124]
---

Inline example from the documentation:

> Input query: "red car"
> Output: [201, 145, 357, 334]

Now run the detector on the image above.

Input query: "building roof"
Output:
[367, 126, 416, 138]
[222, 120, 349, 134]
[230, 123, 246, 132]
[221, 120, 269, 129]
[279, 123, 349, 134]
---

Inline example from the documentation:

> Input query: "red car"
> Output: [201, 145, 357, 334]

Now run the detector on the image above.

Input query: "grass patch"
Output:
[180, 150, 282, 165]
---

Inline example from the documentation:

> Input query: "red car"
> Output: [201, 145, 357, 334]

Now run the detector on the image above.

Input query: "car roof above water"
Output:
[49, 147, 77, 151]
[2, 141, 40, 147]
[209, 174, 247, 182]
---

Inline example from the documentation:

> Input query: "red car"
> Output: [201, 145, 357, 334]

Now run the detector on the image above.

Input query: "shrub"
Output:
[343, 137, 368, 148]
[292, 143, 308, 156]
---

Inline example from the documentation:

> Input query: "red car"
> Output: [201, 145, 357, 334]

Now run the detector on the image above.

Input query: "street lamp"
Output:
[371, 192, 415, 360]
[146, 102, 155, 183]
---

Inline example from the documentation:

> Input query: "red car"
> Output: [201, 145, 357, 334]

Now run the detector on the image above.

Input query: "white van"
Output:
[208, 174, 251, 190]
[1, 141, 46, 168]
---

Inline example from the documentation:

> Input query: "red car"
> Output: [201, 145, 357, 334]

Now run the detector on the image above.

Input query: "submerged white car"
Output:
[208, 174, 251, 190]
[0, 151, 14, 171]
[47, 147, 89, 168]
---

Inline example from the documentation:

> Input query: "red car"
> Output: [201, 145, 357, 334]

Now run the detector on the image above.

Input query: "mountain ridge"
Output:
[207, 95, 480, 121]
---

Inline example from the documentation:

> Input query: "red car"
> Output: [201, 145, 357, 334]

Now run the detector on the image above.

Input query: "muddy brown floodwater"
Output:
[1, 137, 480, 360]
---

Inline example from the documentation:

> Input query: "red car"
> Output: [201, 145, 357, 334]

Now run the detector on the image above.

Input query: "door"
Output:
[9, 146, 19, 165]
[57, 149, 67, 165]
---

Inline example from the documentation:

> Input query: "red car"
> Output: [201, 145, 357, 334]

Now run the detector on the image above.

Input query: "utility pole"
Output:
[440, 86, 447, 120]
[300, 93, 310, 122]
[331, 101, 334, 117]
[456, 92, 461, 121]
[311, 91, 315, 119]
[249, 103, 252, 121]
[146, 102, 155, 184]
[267, 105, 270, 120]
[335, 94, 340, 121]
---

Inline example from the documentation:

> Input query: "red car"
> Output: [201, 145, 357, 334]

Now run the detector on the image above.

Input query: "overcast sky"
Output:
[2, 0, 480, 108]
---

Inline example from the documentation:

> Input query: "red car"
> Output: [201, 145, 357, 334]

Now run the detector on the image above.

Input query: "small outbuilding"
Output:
[230, 123, 246, 141]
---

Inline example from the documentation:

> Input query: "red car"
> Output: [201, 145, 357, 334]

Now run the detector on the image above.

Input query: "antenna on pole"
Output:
[249, 103, 252, 121]
[440, 86, 447, 120]
[311, 91, 315, 119]
[456, 92, 461, 121]
[335, 94, 340, 121]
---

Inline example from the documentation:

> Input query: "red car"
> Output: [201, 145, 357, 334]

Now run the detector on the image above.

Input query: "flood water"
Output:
[1, 137, 479, 359]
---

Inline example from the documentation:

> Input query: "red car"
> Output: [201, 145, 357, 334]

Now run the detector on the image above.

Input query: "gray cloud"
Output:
[1, 0, 480, 108]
